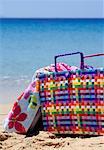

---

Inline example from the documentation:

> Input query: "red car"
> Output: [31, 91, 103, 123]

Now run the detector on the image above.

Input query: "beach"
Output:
[0, 18, 104, 150]
[0, 104, 104, 150]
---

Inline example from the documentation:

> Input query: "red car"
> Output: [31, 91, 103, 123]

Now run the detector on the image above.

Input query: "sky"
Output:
[0, 0, 104, 18]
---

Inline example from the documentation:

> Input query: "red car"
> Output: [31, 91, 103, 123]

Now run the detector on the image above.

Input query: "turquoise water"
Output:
[0, 18, 104, 103]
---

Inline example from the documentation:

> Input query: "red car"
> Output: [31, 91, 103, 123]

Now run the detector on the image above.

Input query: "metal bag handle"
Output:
[54, 52, 84, 72]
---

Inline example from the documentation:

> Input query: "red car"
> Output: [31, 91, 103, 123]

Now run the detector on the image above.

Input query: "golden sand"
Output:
[0, 104, 104, 150]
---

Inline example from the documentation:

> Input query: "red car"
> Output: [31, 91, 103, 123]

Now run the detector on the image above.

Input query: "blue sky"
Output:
[0, 0, 103, 18]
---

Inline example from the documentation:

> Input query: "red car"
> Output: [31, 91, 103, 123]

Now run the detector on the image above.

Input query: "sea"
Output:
[0, 18, 104, 103]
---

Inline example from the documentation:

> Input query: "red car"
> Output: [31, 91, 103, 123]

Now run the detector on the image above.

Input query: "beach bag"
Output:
[38, 52, 104, 135]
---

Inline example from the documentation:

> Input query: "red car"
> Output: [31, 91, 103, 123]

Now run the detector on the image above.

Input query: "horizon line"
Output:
[0, 17, 104, 19]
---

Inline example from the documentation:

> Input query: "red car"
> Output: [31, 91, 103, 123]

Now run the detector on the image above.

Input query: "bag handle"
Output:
[54, 52, 84, 72]
[84, 53, 104, 59]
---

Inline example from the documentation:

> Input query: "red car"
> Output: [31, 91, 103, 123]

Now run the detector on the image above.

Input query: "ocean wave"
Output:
[0, 76, 11, 80]
[0, 75, 31, 85]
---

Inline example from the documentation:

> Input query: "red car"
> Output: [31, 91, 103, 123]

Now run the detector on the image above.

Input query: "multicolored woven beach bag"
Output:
[39, 52, 104, 135]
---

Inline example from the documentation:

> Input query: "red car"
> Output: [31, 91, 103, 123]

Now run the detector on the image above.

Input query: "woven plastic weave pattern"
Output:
[39, 69, 104, 135]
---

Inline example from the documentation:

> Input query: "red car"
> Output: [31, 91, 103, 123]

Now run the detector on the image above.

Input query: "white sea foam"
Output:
[0, 75, 31, 86]
[0, 76, 11, 80]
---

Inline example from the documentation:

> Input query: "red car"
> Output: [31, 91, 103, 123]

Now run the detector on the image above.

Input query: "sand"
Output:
[0, 104, 104, 150]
